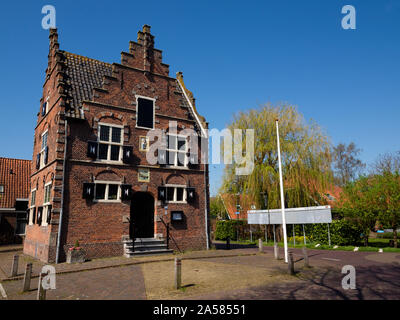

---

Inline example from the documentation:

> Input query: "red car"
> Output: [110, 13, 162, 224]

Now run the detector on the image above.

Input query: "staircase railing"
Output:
[160, 216, 182, 253]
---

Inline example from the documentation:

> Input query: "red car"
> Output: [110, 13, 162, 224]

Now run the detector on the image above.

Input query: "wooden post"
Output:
[174, 257, 182, 290]
[302, 247, 309, 268]
[274, 243, 279, 260]
[288, 251, 295, 275]
[37, 272, 47, 300]
[22, 263, 32, 292]
[258, 238, 263, 253]
[10, 254, 19, 277]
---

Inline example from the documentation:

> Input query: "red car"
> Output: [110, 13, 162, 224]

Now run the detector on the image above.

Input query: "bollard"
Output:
[10, 254, 19, 277]
[174, 257, 182, 290]
[274, 243, 279, 260]
[226, 237, 231, 250]
[22, 263, 33, 292]
[37, 272, 47, 300]
[288, 252, 295, 275]
[258, 238, 263, 253]
[302, 247, 309, 268]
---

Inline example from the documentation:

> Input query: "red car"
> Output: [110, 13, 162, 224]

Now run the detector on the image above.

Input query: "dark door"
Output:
[130, 192, 154, 239]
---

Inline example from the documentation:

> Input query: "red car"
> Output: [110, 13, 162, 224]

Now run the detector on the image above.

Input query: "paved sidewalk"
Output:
[0, 245, 259, 282]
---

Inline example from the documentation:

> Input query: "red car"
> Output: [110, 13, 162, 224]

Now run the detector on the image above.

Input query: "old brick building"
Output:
[24, 25, 210, 263]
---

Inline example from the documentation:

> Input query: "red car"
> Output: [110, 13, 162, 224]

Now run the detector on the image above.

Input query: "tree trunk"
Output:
[393, 224, 398, 248]
[364, 233, 369, 247]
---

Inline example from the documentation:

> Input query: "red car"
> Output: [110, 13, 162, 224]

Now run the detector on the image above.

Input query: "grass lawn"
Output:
[220, 238, 400, 253]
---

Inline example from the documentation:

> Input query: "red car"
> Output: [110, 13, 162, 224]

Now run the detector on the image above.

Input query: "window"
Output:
[16, 212, 28, 235]
[29, 189, 36, 225]
[42, 183, 52, 226]
[166, 134, 188, 167]
[94, 181, 121, 202]
[165, 185, 186, 203]
[0, 185, 4, 194]
[136, 97, 154, 129]
[40, 130, 48, 168]
[98, 123, 123, 162]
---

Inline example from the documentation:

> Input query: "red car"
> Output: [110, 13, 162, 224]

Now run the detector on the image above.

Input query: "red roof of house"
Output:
[220, 194, 256, 220]
[0, 158, 31, 209]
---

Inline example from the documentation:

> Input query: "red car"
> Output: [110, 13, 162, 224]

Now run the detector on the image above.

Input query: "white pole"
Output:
[276, 119, 289, 263]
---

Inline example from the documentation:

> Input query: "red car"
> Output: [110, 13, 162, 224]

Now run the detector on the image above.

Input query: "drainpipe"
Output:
[204, 136, 210, 250]
[55, 119, 67, 263]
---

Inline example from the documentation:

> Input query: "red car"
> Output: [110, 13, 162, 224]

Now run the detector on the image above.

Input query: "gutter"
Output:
[55, 119, 67, 263]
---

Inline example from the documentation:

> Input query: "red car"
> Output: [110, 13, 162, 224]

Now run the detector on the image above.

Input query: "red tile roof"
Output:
[0, 158, 31, 209]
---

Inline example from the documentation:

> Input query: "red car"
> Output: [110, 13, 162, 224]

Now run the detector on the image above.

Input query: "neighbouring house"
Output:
[24, 25, 210, 263]
[0, 158, 31, 244]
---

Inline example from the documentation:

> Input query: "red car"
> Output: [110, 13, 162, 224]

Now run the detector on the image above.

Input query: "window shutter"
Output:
[186, 187, 196, 203]
[120, 184, 133, 200]
[158, 186, 167, 201]
[188, 152, 199, 169]
[37, 207, 43, 225]
[41, 102, 47, 116]
[82, 183, 95, 200]
[32, 207, 36, 224]
[46, 205, 52, 224]
[36, 154, 41, 169]
[87, 141, 98, 159]
[44, 146, 49, 165]
[122, 146, 133, 164]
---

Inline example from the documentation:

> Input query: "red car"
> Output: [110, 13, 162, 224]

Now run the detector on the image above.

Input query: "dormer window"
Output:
[136, 96, 155, 129]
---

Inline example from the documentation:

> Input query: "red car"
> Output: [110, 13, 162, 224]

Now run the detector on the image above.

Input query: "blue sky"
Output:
[0, 0, 399, 196]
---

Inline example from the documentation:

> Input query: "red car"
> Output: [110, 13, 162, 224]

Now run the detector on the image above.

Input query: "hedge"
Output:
[215, 220, 247, 240]
[293, 219, 363, 246]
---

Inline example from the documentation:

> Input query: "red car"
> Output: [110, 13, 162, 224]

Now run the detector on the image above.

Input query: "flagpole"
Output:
[276, 119, 288, 263]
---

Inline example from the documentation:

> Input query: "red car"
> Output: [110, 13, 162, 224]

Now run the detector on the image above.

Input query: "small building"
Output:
[0, 158, 31, 244]
[24, 25, 210, 263]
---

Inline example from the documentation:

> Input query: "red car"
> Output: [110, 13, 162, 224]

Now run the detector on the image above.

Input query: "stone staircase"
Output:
[123, 238, 173, 257]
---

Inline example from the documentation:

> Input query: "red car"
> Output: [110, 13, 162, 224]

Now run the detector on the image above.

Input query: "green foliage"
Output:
[377, 232, 395, 239]
[210, 196, 228, 220]
[220, 103, 333, 210]
[215, 220, 246, 240]
[288, 236, 309, 244]
[74, 240, 80, 248]
[300, 220, 363, 246]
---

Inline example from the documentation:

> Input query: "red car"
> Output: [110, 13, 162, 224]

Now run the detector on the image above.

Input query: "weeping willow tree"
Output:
[220, 103, 333, 210]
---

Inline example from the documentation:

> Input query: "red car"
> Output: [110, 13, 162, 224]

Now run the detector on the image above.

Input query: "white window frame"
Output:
[93, 180, 121, 203]
[45, 95, 50, 114]
[29, 188, 36, 225]
[165, 184, 187, 204]
[135, 95, 155, 130]
[166, 133, 188, 168]
[40, 130, 48, 169]
[42, 182, 52, 226]
[97, 122, 124, 163]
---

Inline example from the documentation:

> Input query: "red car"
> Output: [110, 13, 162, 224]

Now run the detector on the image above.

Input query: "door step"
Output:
[123, 238, 173, 257]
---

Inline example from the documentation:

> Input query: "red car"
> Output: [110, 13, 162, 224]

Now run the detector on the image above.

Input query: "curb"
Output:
[1, 251, 260, 282]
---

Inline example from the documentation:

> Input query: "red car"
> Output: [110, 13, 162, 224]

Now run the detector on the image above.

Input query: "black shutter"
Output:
[36, 154, 41, 169]
[44, 146, 49, 165]
[82, 183, 95, 200]
[158, 186, 167, 201]
[37, 207, 43, 225]
[188, 152, 199, 169]
[120, 184, 133, 200]
[46, 205, 52, 224]
[87, 141, 98, 159]
[41, 102, 47, 116]
[122, 146, 133, 164]
[32, 207, 36, 224]
[186, 187, 196, 203]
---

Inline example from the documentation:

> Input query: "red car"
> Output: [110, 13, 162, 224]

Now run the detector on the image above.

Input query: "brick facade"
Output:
[24, 25, 211, 263]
